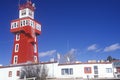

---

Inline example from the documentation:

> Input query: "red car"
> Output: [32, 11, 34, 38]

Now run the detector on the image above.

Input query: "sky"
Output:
[0, 0, 120, 65]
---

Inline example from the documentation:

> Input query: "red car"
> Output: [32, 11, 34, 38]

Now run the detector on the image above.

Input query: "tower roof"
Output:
[19, 0, 35, 11]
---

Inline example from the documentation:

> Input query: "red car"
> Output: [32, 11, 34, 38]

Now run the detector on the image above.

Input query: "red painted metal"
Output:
[10, 1, 41, 64]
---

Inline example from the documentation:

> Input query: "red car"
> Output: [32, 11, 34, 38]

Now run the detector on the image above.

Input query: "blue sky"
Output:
[0, 0, 120, 65]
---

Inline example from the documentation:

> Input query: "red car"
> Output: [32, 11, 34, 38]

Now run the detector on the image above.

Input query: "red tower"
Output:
[10, 0, 41, 64]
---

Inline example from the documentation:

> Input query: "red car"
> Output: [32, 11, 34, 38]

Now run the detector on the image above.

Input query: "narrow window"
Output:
[23, 20, 25, 26]
[32, 22, 34, 28]
[70, 68, 73, 75]
[16, 71, 20, 76]
[16, 33, 20, 41]
[35, 36, 36, 42]
[20, 21, 22, 27]
[29, 10, 33, 16]
[26, 20, 29, 25]
[94, 66, 98, 74]
[15, 44, 19, 52]
[14, 22, 16, 28]
[34, 44, 37, 53]
[11, 23, 14, 29]
[34, 56, 37, 62]
[13, 55, 18, 64]
[8, 71, 12, 77]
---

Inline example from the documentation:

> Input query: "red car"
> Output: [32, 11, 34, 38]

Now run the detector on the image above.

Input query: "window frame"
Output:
[84, 67, 92, 74]
[34, 56, 37, 62]
[15, 43, 19, 52]
[16, 70, 20, 76]
[13, 55, 18, 64]
[8, 71, 12, 77]
[16, 33, 20, 41]
[61, 68, 73, 75]
[106, 68, 112, 73]
[34, 44, 37, 53]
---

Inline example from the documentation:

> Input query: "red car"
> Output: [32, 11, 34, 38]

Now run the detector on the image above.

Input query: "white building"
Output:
[0, 61, 120, 80]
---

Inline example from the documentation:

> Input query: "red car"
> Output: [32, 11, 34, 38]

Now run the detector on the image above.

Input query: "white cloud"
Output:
[104, 43, 120, 52]
[95, 49, 101, 52]
[39, 50, 57, 57]
[87, 44, 97, 51]
[68, 48, 77, 54]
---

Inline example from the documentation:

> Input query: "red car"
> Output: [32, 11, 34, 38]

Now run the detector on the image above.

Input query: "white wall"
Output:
[0, 62, 115, 80]
[56, 63, 114, 79]
[0, 66, 21, 80]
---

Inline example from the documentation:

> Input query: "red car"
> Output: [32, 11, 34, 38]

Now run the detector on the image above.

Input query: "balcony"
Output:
[10, 17, 41, 35]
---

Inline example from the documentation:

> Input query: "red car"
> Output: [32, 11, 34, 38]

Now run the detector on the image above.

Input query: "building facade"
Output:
[0, 61, 120, 80]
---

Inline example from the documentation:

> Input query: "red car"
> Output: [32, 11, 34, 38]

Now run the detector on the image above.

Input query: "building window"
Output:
[15, 44, 19, 52]
[8, 71, 12, 77]
[84, 67, 92, 74]
[11, 23, 14, 29]
[94, 66, 98, 69]
[94, 75, 98, 78]
[61, 68, 73, 75]
[13, 55, 18, 64]
[36, 23, 41, 31]
[94, 66, 98, 74]
[16, 33, 20, 41]
[34, 56, 37, 62]
[16, 71, 20, 76]
[106, 68, 112, 73]
[30, 20, 34, 28]
[23, 20, 25, 26]
[34, 44, 37, 53]
[26, 20, 29, 25]
[11, 22, 18, 29]
[21, 9, 26, 15]
[29, 10, 33, 17]
[35, 36, 36, 42]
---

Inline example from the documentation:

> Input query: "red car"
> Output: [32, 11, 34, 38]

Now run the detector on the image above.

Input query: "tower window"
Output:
[35, 36, 36, 42]
[29, 10, 33, 16]
[15, 44, 19, 52]
[26, 20, 29, 25]
[34, 44, 37, 53]
[36, 23, 41, 31]
[16, 33, 20, 41]
[21, 9, 26, 15]
[11, 23, 14, 29]
[30, 20, 34, 27]
[11, 22, 18, 29]
[34, 56, 37, 62]
[13, 55, 18, 64]
[23, 20, 25, 26]
[14, 22, 17, 28]
[20, 20, 23, 27]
